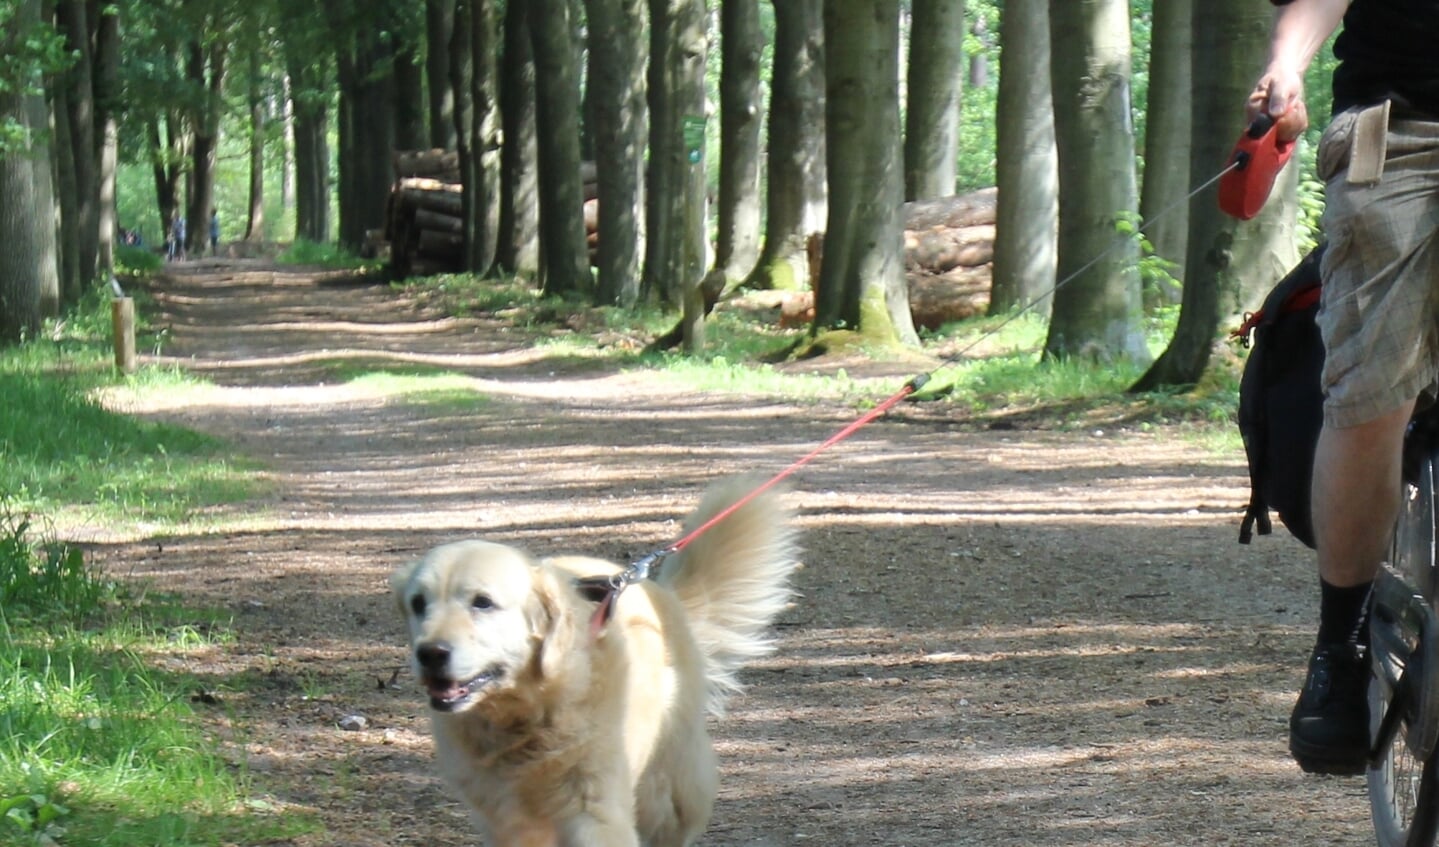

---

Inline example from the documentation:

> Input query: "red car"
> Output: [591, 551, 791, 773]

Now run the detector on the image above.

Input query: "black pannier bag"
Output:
[1234, 244, 1326, 548]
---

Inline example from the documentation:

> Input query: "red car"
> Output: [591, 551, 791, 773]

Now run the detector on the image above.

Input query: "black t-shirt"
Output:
[1273, 0, 1439, 117]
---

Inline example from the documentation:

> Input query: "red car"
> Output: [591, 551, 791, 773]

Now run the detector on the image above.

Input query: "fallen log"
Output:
[902, 187, 997, 230]
[905, 224, 995, 273]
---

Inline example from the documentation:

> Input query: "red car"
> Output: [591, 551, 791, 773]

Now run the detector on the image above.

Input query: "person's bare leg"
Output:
[1290, 398, 1415, 774]
[1312, 399, 1416, 586]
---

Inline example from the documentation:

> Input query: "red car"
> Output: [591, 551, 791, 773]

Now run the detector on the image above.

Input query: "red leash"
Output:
[577, 372, 930, 625]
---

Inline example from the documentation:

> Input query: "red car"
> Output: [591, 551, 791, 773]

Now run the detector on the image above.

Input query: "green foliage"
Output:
[0, 510, 315, 847]
[0, 509, 113, 620]
[276, 239, 376, 269]
[0, 294, 262, 529]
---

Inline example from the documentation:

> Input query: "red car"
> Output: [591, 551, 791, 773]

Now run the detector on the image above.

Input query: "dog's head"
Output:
[390, 540, 573, 713]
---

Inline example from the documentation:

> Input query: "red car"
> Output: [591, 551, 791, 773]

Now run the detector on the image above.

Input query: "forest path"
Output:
[91, 259, 1370, 846]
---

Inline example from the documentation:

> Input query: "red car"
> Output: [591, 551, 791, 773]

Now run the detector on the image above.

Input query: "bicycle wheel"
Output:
[1369, 445, 1439, 847]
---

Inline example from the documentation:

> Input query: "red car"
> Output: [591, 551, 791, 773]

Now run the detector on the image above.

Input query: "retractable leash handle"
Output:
[1218, 113, 1296, 221]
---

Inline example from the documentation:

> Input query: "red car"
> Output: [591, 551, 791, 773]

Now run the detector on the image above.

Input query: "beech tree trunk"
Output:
[712, 0, 763, 285]
[530, 0, 592, 297]
[990, 0, 1056, 316]
[496, 2, 539, 275]
[426, 0, 457, 149]
[585, 0, 648, 306]
[1045, 0, 1149, 364]
[904, 0, 965, 201]
[744, 0, 825, 293]
[816, 0, 916, 346]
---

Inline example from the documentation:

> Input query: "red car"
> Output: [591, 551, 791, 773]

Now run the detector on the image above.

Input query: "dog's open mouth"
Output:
[424, 667, 501, 712]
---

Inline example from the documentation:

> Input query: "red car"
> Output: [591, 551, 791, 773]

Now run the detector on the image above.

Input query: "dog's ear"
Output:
[389, 560, 419, 614]
[528, 567, 577, 680]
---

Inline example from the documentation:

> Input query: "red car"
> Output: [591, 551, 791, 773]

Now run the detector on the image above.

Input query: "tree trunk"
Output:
[50, 52, 81, 305]
[496, 2, 539, 275]
[990, 0, 1056, 316]
[467, 0, 500, 274]
[393, 37, 429, 151]
[1131, 0, 1286, 391]
[1044, 0, 1149, 364]
[585, 0, 648, 306]
[530, 0, 592, 297]
[56, 0, 97, 286]
[334, 12, 397, 253]
[92, 1, 119, 274]
[643, 0, 708, 317]
[245, 50, 266, 241]
[0, 0, 58, 343]
[288, 54, 330, 243]
[712, 0, 763, 286]
[426, 0, 457, 149]
[816, 0, 916, 346]
[903, 0, 965, 201]
[187, 40, 226, 257]
[1137, 0, 1192, 303]
[744, 0, 825, 293]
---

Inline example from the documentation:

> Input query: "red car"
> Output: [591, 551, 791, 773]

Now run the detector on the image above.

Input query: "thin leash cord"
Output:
[616, 158, 1243, 584]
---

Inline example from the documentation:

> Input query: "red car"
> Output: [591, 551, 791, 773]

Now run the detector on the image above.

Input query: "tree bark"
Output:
[1137, 0, 1192, 303]
[0, 0, 59, 343]
[288, 53, 329, 243]
[245, 50, 266, 241]
[585, 0, 648, 306]
[426, 0, 457, 149]
[744, 0, 825, 293]
[496, 2, 539, 275]
[92, 1, 120, 274]
[393, 36, 428, 151]
[55, 0, 97, 285]
[643, 0, 708, 319]
[49, 45, 81, 304]
[904, 0, 965, 201]
[466, 0, 500, 274]
[816, 0, 916, 346]
[712, 0, 763, 285]
[990, 0, 1056, 316]
[1132, 0, 1288, 391]
[1044, 0, 1149, 364]
[187, 40, 226, 257]
[530, 0, 592, 297]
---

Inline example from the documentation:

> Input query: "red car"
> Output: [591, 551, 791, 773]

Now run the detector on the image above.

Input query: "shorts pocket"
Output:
[1317, 109, 1359, 183]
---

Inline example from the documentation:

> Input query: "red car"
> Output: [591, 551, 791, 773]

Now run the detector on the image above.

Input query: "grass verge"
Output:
[0, 290, 264, 532]
[0, 508, 315, 846]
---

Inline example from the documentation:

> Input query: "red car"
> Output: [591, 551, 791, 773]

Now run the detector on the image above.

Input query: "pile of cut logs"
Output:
[384, 150, 601, 277]
[902, 186, 996, 329]
[384, 149, 464, 277]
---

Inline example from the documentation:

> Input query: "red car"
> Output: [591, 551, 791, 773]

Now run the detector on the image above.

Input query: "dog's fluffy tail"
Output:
[656, 477, 800, 716]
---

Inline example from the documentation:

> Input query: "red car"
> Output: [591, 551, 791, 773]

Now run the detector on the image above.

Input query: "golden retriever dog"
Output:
[391, 478, 799, 846]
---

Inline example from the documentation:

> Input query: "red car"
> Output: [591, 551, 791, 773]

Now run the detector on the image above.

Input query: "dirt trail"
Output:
[92, 260, 1374, 846]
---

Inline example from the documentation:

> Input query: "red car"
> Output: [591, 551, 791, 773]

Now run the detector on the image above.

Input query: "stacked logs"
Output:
[386, 150, 601, 277]
[902, 186, 996, 330]
[385, 150, 465, 277]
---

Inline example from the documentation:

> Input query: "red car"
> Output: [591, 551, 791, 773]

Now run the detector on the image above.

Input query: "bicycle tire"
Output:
[1369, 445, 1439, 847]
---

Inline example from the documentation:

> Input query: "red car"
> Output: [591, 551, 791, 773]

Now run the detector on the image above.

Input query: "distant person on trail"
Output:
[209, 208, 220, 256]
[168, 214, 187, 262]
[1251, 0, 1439, 776]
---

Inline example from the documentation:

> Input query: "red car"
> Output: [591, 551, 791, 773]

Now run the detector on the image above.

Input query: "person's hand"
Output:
[1247, 65, 1309, 141]
[1247, 69, 1310, 141]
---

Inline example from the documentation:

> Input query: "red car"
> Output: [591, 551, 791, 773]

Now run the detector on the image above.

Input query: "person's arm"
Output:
[1248, 0, 1350, 139]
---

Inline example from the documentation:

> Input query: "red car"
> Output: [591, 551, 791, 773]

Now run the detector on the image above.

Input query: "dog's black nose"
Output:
[416, 642, 452, 670]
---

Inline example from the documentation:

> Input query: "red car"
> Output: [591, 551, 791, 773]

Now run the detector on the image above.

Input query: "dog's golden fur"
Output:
[391, 478, 799, 846]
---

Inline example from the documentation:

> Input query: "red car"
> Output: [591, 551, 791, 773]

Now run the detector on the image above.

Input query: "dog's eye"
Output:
[409, 594, 427, 616]
[471, 594, 494, 611]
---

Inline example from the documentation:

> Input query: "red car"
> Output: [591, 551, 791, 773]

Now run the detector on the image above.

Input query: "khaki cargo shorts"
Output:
[1316, 101, 1439, 428]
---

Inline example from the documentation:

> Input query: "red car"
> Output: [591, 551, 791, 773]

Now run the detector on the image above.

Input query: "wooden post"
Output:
[111, 297, 136, 374]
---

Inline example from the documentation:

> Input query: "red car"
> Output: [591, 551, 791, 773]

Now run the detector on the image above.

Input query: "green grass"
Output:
[276, 238, 379, 270]
[0, 511, 314, 847]
[0, 289, 265, 531]
[397, 269, 1243, 437]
